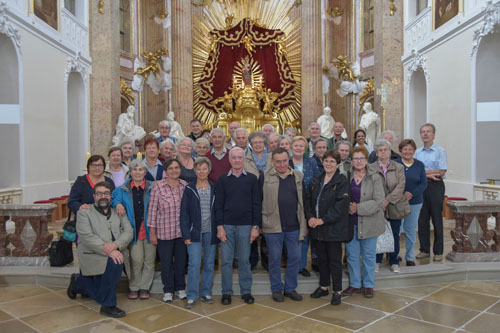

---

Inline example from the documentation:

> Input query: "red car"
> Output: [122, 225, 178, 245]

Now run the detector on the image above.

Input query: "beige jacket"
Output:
[244, 152, 272, 177]
[261, 167, 307, 240]
[369, 161, 406, 219]
[350, 167, 385, 239]
[76, 205, 133, 276]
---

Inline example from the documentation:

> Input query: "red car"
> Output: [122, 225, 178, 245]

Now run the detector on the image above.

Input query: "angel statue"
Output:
[261, 89, 279, 115]
[132, 48, 172, 95]
[212, 91, 234, 114]
[112, 106, 146, 147]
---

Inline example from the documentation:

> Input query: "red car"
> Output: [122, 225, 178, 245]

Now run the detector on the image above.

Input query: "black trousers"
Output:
[316, 240, 343, 292]
[418, 180, 445, 255]
[157, 238, 186, 293]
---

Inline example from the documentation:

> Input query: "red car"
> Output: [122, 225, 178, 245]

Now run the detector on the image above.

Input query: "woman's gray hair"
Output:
[285, 127, 297, 136]
[210, 127, 225, 136]
[313, 137, 329, 149]
[335, 140, 352, 151]
[232, 127, 248, 139]
[269, 132, 280, 140]
[248, 130, 268, 146]
[120, 139, 135, 147]
[176, 137, 195, 150]
[374, 138, 392, 151]
[195, 137, 210, 147]
[262, 124, 275, 132]
[158, 120, 171, 128]
[277, 135, 292, 145]
[160, 138, 175, 149]
[129, 159, 147, 172]
[379, 130, 396, 141]
[194, 156, 212, 172]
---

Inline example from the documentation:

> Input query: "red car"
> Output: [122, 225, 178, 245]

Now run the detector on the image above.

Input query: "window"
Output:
[119, 0, 131, 53]
[64, 0, 76, 15]
[362, 0, 374, 51]
[416, 0, 428, 16]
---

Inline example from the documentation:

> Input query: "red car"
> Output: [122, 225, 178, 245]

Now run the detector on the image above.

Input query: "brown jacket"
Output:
[369, 161, 406, 219]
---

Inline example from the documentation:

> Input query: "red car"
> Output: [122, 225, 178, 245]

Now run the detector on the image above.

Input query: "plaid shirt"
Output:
[147, 179, 187, 240]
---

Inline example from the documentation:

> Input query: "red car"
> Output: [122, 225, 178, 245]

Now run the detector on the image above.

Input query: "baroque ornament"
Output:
[65, 52, 88, 86]
[406, 48, 429, 85]
[0, 1, 21, 52]
[471, 0, 500, 57]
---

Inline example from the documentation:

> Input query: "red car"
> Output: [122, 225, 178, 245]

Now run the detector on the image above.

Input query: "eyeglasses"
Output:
[352, 157, 366, 162]
[90, 163, 104, 168]
[95, 191, 111, 197]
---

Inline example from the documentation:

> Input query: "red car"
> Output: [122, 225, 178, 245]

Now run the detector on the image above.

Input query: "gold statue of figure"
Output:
[134, 48, 167, 81]
[332, 55, 359, 82]
[120, 76, 135, 105]
[211, 91, 234, 114]
[327, 6, 343, 18]
[242, 35, 256, 55]
[209, 34, 219, 54]
[261, 88, 279, 115]
[276, 35, 287, 57]
[225, 14, 234, 30]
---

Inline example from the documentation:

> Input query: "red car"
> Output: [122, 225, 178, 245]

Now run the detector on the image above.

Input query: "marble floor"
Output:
[1, 280, 500, 332]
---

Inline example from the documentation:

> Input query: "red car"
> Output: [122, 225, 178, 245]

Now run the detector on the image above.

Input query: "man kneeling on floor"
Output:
[67, 181, 133, 318]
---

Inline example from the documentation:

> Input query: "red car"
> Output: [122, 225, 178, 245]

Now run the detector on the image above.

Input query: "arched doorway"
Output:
[0, 34, 21, 188]
[407, 69, 427, 141]
[67, 72, 87, 180]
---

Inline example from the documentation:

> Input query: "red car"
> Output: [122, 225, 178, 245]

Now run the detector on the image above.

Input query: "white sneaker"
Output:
[163, 292, 173, 303]
[391, 264, 400, 273]
[375, 263, 380, 273]
[175, 290, 187, 300]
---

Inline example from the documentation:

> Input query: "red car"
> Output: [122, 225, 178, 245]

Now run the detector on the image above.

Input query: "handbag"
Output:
[386, 197, 411, 220]
[49, 238, 74, 266]
[376, 219, 394, 254]
[62, 211, 77, 242]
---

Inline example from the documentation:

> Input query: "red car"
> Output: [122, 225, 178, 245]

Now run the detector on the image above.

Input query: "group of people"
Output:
[66, 118, 447, 318]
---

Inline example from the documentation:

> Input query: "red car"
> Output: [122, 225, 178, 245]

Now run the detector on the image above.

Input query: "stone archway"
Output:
[67, 71, 87, 180]
[407, 69, 427, 141]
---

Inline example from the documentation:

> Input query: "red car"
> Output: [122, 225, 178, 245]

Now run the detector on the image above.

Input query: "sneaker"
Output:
[310, 287, 329, 298]
[284, 290, 302, 301]
[128, 290, 139, 300]
[375, 263, 380, 273]
[175, 290, 187, 300]
[138, 290, 150, 300]
[185, 299, 195, 309]
[342, 286, 362, 297]
[272, 291, 284, 302]
[416, 252, 430, 259]
[331, 292, 341, 306]
[298, 268, 311, 277]
[241, 293, 254, 304]
[433, 254, 443, 261]
[201, 295, 213, 304]
[390, 264, 400, 273]
[162, 292, 173, 303]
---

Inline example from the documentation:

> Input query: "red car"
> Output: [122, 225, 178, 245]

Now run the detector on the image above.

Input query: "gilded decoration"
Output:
[120, 76, 135, 105]
[192, 0, 302, 134]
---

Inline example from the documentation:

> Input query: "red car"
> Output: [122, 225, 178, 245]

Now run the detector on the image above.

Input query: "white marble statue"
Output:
[359, 102, 381, 147]
[112, 106, 146, 147]
[335, 62, 368, 97]
[167, 111, 185, 140]
[317, 106, 335, 139]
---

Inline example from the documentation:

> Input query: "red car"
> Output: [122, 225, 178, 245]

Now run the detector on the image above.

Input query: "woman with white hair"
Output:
[195, 137, 210, 157]
[177, 137, 197, 183]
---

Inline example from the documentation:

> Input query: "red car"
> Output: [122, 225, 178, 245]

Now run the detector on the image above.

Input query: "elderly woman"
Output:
[278, 135, 292, 154]
[343, 146, 385, 298]
[121, 140, 135, 166]
[148, 158, 188, 303]
[312, 138, 329, 173]
[244, 131, 272, 177]
[397, 139, 427, 266]
[285, 127, 297, 139]
[159, 139, 176, 163]
[306, 150, 351, 306]
[68, 155, 115, 216]
[371, 139, 406, 273]
[177, 137, 197, 183]
[195, 137, 210, 157]
[143, 137, 163, 181]
[268, 132, 280, 153]
[105, 147, 129, 188]
[112, 160, 154, 300]
[180, 157, 218, 309]
[354, 129, 373, 154]
[289, 136, 320, 277]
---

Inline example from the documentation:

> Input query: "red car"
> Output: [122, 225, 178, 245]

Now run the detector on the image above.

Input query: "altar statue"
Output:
[262, 89, 279, 115]
[317, 106, 335, 139]
[167, 111, 185, 140]
[212, 91, 233, 114]
[242, 59, 252, 87]
[112, 106, 146, 147]
[359, 102, 381, 147]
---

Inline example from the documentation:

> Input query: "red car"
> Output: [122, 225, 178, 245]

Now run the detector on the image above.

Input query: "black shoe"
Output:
[311, 264, 320, 272]
[398, 256, 403, 262]
[67, 273, 77, 299]
[406, 260, 416, 266]
[100, 306, 126, 318]
[298, 268, 311, 277]
[272, 291, 284, 302]
[331, 292, 341, 305]
[221, 294, 231, 305]
[284, 290, 303, 301]
[262, 262, 269, 272]
[310, 287, 329, 298]
[241, 293, 254, 304]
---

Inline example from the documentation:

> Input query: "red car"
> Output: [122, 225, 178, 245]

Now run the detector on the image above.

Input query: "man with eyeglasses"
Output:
[67, 181, 133, 318]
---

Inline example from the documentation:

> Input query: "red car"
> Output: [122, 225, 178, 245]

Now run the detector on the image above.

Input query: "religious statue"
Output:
[242, 35, 256, 55]
[359, 102, 381, 147]
[132, 48, 171, 95]
[241, 56, 253, 87]
[330, 55, 367, 98]
[112, 106, 146, 147]
[167, 111, 185, 140]
[209, 34, 219, 55]
[225, 14, 234, 30]
[317, 106, 335, 139]
[261, 88, 279, 115]
[212, 91, 234, 114]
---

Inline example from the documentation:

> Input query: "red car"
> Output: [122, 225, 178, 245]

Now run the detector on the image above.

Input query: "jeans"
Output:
[157, 238, 186, 293]
[186, 232, 216, 301]
[264, 230, 300, 293]
[402, 203, 422, 261]
[299, 234, 310, 270]
[346, 225, 377, 289]
[376, 219, 401, 266]
[419, 180, 445, 255]
[74, 258, 122, 307]
[221, 225, 252, 295]
[317, 240, 343, 292]
[124, 239, 157, 291]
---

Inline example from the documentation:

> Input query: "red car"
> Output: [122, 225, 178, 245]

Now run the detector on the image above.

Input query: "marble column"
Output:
[89, 1, 121, 155]
[374, 0, 404, 141]
[301, 0, 323, 134]
[171, 0, 193, 132]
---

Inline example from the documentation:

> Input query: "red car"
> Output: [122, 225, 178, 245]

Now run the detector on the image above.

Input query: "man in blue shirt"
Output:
[414, 123, 447, 261]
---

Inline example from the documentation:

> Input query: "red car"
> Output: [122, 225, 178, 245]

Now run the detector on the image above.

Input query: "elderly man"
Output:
[306, 122, 333, 158]
[336, 141, 352, 176]
[415, 123, 447, 261]
[188, 119, 203, 141]
[234, 128, 250, 154]
[207, 128, 231, 183]
[225, 121, 241, 149]
[262, 124, 275, 137]
[157, 120, 177, 144]
[121, 140, 135, 166]
[216, 147, 261, 305]
[268, 133, 280, 152]
[260, 148, 306, 302]
[368, 130, 401, 163]
[67, 181, 133, 318]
